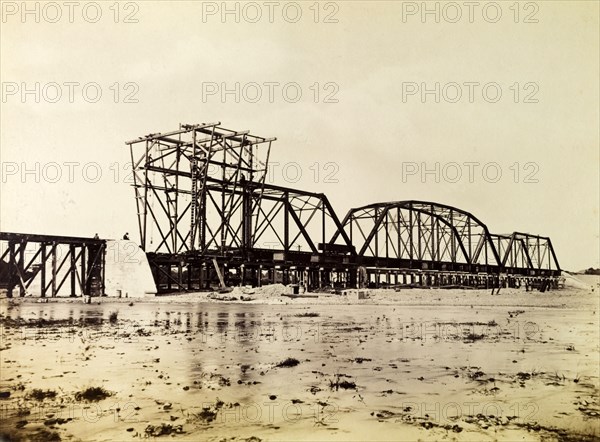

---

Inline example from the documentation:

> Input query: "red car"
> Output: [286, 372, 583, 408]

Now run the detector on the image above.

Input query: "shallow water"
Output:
[1, 297, 598, 441]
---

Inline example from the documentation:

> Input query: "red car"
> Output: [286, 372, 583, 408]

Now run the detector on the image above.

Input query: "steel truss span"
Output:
[0, 232, 106, 298]
[335, 201, 560, 275]
[126, 123, 561, 293]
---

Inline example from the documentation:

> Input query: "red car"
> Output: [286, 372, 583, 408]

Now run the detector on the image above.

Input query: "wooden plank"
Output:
[212, 258, 226, 289]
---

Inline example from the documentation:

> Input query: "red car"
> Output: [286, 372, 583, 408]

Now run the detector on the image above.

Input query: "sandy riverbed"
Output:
[0, 275, 598, 441]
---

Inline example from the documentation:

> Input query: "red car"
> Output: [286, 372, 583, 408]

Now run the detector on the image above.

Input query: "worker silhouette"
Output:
[123, 232, 130, 240]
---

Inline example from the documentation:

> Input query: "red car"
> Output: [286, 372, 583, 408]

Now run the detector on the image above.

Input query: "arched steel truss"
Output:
[330, 201, 560, 275]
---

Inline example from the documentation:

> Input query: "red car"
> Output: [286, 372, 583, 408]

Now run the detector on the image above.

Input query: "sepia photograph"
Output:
[0, 1, 599, 441]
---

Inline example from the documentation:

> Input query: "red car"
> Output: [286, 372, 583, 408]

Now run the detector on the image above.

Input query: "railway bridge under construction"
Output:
[125, 122, 561, 293]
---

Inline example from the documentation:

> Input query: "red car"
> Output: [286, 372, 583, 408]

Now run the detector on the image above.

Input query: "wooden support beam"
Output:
[51, 242, 57, 297]
[81, 245, 86, 296]
[41, 244, 47, 297]
[212, 258, 225, 289]
[70, 245, 76, 296]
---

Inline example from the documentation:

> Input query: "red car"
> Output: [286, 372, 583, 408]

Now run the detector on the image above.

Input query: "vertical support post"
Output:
[221, 143, 226, 254]
[409, 209, 414, 261]
[319, 268, 323, 289]
[101, 243, 106, 295]
[322, 201, 326, 247]
[167, 264, 172, 291]
[174, 138, 181, 253]
[258, 265, 262, 287]
[187, 264, 192, 290]
[417, 213, 422, 260]
[384, 211, 389, 258]
[7, 241, 15, 298]
[143, 140, 150, 252]
[178, 260, 183, 292]
[284, 192, 289, 252]
[18, 240, 25, 297]
[81, 245, 86, 296]
[200, 190, 207, 251]
[51, 242, 57, 297]
[450, 209, 455, 262]
[41, 243, 47, 297]
[70, 245, 76, 297]
[242, 166, 252, 253]
[430, 210, 435, 262]
[374, 208, 379, 257]
[467, 218, 472, 265]
[397, 207, 401, 259]
[190, 128, 197, 251]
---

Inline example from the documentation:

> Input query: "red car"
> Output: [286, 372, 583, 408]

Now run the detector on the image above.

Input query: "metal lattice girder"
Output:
[127, 123, 276, 255]
[126, 123, 354, 258]
[492, 232, 560, 271]
[127, 123, 560, 282]
[0, 232, 106, 297]
[249, 186, 354, 254]
[330, 200, 502, 267]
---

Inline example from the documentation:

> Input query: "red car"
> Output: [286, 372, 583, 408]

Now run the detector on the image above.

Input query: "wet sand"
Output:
[1, 276, 598, 441]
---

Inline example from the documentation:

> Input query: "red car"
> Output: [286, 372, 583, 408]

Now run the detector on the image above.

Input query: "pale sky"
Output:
[1, 1, 598, 271]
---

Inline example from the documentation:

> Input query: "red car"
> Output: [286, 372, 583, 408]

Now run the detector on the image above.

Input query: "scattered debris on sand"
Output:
[74, 386, 112, 401]
[145, 423, 184, 436]
[276, 357, 300, 368]
[0, 277, 598, 441]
